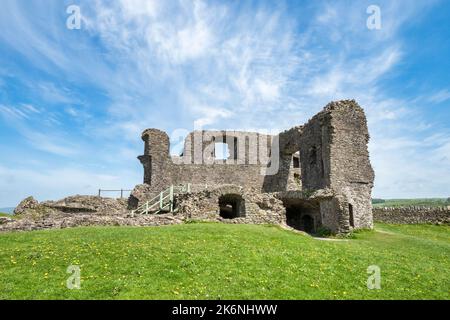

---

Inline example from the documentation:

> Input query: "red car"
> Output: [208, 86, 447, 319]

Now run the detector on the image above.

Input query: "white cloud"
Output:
[0, 103, 78, 157]
[0, 104, 30, 120]
[35, 82, 77, 104]
[193, 106, 233, 128]
[429, 89, 450, 104]
[0, 0, 448, 203]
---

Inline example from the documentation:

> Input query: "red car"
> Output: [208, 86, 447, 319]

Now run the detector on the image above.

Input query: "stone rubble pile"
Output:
[0, 212, 184, 233]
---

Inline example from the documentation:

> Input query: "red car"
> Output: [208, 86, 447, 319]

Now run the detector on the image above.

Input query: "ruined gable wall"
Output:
[327, 100, 375, 231]
[292, 100, 374, 232]
[139, 129, 276, 197]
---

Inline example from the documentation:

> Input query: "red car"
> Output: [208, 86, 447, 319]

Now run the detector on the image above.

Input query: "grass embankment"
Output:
[372, 198, 449, 208]
[0, 223, 449, 300]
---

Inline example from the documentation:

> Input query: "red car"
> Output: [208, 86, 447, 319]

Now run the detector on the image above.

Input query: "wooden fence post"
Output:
[169, 185, 174, 212]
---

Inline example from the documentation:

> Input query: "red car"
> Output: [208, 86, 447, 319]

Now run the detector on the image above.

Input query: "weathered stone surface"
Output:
[176, 185, 286, 225]
[0, 217, 13, 225]
[128, 184, 155, 210]
[12, 195, 128, 221]
[373, 207, 450, 224]
[42, 195, 127, 215]
[0, 212, 184, 233]
[14, 196, 39, 215]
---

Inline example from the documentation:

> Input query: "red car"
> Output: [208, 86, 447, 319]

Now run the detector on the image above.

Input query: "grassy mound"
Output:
[0, 223, 448, 300]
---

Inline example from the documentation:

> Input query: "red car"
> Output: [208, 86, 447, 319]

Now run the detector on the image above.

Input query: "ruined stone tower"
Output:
[133, 100, 374, 234]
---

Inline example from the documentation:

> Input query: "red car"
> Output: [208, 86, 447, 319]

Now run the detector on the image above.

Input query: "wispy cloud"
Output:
[0, 103, 77, 157]
[0, 0, 449, 205]
[429, 89, 450, 104]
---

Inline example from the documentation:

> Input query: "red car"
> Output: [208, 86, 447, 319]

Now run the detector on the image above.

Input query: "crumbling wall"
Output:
[181, 130, 273, 165]
[176, 185, 286, 225]
[137, 130, 276, 201]
[262, 126, 303, 192]
[326, 100, 375, 231]
[14, 195, 128, 218]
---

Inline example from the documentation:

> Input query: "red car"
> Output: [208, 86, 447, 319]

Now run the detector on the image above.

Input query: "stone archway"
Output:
[282, 197, 320, 233]
[218, 194, 245, 219]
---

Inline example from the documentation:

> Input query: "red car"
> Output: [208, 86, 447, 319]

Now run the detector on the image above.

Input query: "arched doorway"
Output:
[283, 198, 319, 234]
[218, 194, 245, 219]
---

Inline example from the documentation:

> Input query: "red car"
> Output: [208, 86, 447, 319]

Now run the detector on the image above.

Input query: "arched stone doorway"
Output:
[282, 198, 320, 234]
[218, 194, 245, 219]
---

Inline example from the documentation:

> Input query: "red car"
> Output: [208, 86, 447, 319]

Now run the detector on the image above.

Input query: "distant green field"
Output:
[372, 198, 449, 208]
[0, 213, 12, 218]
[0, 223, 449, 300]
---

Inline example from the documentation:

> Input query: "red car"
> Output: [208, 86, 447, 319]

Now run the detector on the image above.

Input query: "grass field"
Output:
[0, 213, 12, 217]
[0, 223, 449, 300]
[372, 198, 449, 208]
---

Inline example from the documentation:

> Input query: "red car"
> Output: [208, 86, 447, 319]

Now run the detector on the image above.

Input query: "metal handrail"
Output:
[132, 183, 191, 215]
[98, 189, 132, 198]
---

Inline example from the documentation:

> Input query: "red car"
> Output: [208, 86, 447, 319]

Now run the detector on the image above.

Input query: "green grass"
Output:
[0, 213, 15, 220]
[372, 198, 449, 208]
[0, 223, 449, 300]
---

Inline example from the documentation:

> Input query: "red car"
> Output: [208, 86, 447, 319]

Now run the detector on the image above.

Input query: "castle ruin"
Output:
[130, 100, 375, 234]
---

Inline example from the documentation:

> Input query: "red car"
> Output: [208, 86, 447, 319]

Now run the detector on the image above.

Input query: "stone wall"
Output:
[181, 130, 273, 165]
[134, 100, 375, 234]
[262, 127, 303, 192]
[176, 185, 286, 225]
[373, 207, 450, 224]
[327, 101, 374, 232]
[138, 130, 277, 198]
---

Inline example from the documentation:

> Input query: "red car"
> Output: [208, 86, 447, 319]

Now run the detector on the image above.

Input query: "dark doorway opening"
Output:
[349, 204, 355, 228]
[283, 200, 319, 234]
[293, 156, 300, 168]
[301, 215, 315, 233]
[219, 194, 244, 219]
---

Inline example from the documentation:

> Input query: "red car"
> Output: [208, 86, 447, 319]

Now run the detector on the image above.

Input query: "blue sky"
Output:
[0, 0, 449, 206]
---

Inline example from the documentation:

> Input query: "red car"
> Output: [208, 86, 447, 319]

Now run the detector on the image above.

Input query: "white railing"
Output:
[132, 184, 191, 215]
